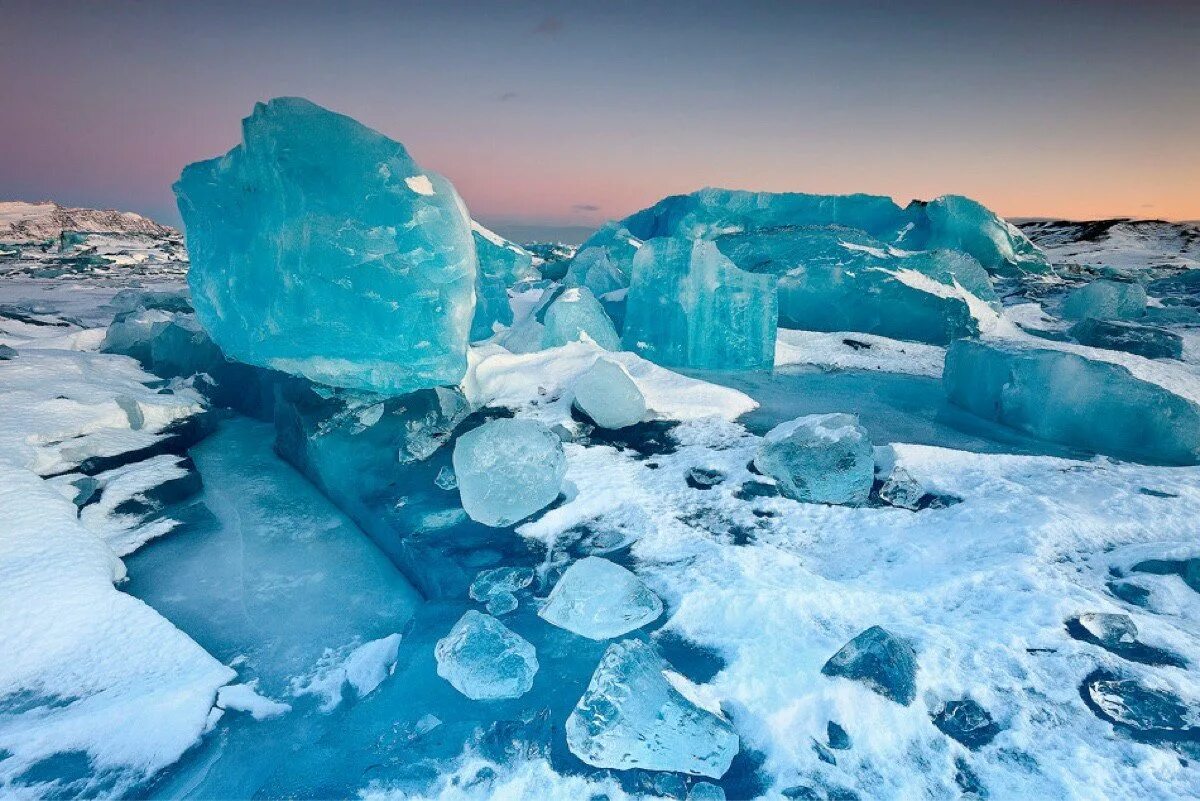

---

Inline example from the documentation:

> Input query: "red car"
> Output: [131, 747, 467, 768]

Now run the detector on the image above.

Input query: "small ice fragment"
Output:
[539, 556, 663, 640]
[434, 610, 539, 700]
[821, 625, 917, 706]
[572, 358, 646, 429]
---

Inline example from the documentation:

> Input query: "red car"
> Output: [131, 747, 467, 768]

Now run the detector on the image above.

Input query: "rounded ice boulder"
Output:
[539, 556, 663, 640]
[452, 418, 566, 527]
[572, 359, 646, 430]
[174, 97, 477, 395]
[754, 413, 874, 506]
[434, 610, 538, 700]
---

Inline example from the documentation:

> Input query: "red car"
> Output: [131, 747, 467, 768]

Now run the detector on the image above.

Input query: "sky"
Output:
[1, 0, 1198, 241]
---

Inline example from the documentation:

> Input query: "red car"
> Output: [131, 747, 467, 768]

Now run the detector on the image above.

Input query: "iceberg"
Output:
[566, 639, 739, 777]
[471, 221, 537, 342]
[918, 194, 1051, 276]
[1069, 318, 1182, 360]
[1061, 279, 1147, 321]
[572, 358, 646, 429]
[542, 286, 621, 350]
[434, 610, 538, 700]
[539, 556, 663, 640]
[622, 237, 778, 370]
[943, 339, 1200, 465]
[564, 221, 643, 297]
[821, 625, 918, 705]
[754, 413, 874, 506]
[175, 97, 476, 394]
[451, 418, 566, 526]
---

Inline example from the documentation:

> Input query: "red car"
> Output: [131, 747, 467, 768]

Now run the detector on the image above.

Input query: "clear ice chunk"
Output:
[944, 339, 1200, 465]
[622, 237, 777, 370]
[469, 566, 535, 604]
[174, 97, 476, 394]
[821, 625, 918, 705]
[434, 610, 538, 700]
[1061, 279, 1147, 321]
[572, 359, 646, 429]
[918, 194, 1051, 276]
[566, 639, 739, 777]
[542, 286, 621, 350]
[754, 413, 874, 506]
[471, 221, 537, 342]
[878, 466, 925, 511]
[451, 418, 566, 526]
[539, 556, 663, 640]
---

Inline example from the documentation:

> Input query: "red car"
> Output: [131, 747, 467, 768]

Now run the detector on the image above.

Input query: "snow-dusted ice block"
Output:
[175, 97, 476, 394]
[572, 358, 646, 429]
[539, 556, 663, 640]
[821, 625, 918, 705]
[1061, 279, 1147, 321]
[754, 413, 874, 506]
[623, 237, 777, 371]
[717, 225, 995, 345]
[542, 286, 621, 350]
[919, 194, 1051, 276]
[434, 610, 538, 700]
[944, 339, 1200, 465]
[452, 418, 566, 526]
[566, 639, 738, 777]
[1069, 318, 1182, 360]
[471, 221, 537, 342]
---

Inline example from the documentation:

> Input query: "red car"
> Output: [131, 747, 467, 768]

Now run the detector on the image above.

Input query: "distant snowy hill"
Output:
[0, 200, 186, 280]
[1018, 218, 1200, 273]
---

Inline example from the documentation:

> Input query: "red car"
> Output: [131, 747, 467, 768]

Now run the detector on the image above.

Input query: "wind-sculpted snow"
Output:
[175, 97, 476, 394]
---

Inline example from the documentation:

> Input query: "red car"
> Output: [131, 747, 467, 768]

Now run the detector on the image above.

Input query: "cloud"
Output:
[499, 91, 518, 102]
[1140, 203, 1156, 209]
[572, 203, 600, 213]
[533, 16, 563, 34]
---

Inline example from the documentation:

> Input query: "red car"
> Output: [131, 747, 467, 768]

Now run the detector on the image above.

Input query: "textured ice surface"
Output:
[717, 225, 996, 344]
[1061, 279, 1147, 321]
[542, 286, 621, 350]
[539, 556, 663, 640]
[434, 611, 539, 700]
[944, 339, 1200, 465]
[878, 465, 926, 511]
[918, 194, 1051, 276]
[1070, 318, 1182, 360]
[622, 237, 777, 370]
[565, 639, 738, 777]
[565, 221, 643, 297]
[452, 418, 566, 527]
[471, 221, 536, 341]
[469, 566, 535, 617]
[175, 97, 476, 394]
[821, 625, 918, 705]
[572, 358, 646, 429]
[754, 413, 874, 506]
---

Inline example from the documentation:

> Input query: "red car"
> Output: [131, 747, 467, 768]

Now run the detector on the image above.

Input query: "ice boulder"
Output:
[434, 610, 538, 700]
[539, 556, 663, 640]
[754, 413, 873, 506]
[918, 195, 1051, 276]
[622, 237, 777, 370]
[175, 97, 476, 394]
[931, 698, 1001, 749]
[565, 221, 643, 296]
[572, 359, 646, 429]
[1069, 318, 1182, 360]
[471, 221, 537, 342]
[944, 339, 1200, 465]
[717, 225, 995, 345]
[452, 418, 566, 526]
[1061, 279, 1147, 321]
[566, 639, 739, 777]
[542, 286, 621, 350]
[821, 625, 918, 705]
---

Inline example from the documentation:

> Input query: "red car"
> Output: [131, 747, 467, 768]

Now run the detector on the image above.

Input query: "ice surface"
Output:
[565, 639, 738, 777]
[471, 221, 537, 342]
[175, 97, 476, 394]
[565, 221, 643, 297]
[1069, 318, 1182, 360]
[622, 237, 777, 370]
[469, 566, 534, 617]
[821, 625, 918, 705]
[434, 611, 539, 700]
[572, 358, 646, 429]
[754, 413, 874, 506]
[1061, 279, 1147, 321]
[539, 556, 663, 640]
[542, 286, 621, 350]
[944, 338, 1200, 465]
[452, 418, 566, 527]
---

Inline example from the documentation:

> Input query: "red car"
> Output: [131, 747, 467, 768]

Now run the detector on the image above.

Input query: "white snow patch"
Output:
[405, 175, 435, 196]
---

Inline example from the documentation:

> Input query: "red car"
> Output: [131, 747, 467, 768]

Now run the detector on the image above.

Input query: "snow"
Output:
[775, 329, 946, 377]
[405, 174, 436, 195]
[77, 454, 193, 555]
[291, 634, 403, 712]
[215, 682, 291, 720]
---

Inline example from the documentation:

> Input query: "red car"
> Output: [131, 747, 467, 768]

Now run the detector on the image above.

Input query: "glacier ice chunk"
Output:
[931, 698, 1001, 749]
[1069, 318, 1181, 360]
[754, 413, 873, 506]
[539, 556, 663, 640]
[452, 418, 566, 526]
[565, 221, 643, 296]
[821, 625, 917, 705]
[434, 610, 538, 700]
[918, 194, 1051, 276]
[542, 286, 621, 350]
[566, 639, 739, 777]
[471, 221, 537, 342]
[175, 97, 476, 394]
[1061, 279, 1147, 321]
[943, 339, 1200, 465]
[572, 358, 646, 429]
[622, 237, 777, 370]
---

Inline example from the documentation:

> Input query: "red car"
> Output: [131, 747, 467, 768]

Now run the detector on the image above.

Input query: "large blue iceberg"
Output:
[175, 97, 477, 394]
